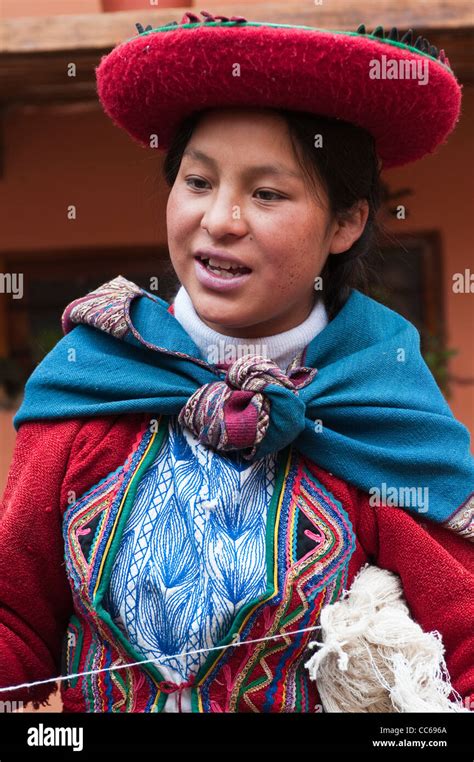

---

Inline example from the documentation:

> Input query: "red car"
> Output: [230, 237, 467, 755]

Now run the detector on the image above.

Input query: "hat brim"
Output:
[96, 22, 462, 169]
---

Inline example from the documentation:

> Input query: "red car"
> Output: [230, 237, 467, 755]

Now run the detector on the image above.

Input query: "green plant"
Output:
[31, 327, 63, 364]
[422, 333, 458, 398]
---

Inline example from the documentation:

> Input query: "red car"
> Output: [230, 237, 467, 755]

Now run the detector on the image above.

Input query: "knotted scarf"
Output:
[13, 276, 473, 538]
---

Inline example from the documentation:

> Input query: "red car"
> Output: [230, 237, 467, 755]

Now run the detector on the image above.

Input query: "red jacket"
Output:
[0, 412, 473, 711]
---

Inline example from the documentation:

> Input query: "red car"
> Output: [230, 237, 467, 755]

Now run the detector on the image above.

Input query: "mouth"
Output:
[193, 254, 253, 292]
[194, 255, 252, 279]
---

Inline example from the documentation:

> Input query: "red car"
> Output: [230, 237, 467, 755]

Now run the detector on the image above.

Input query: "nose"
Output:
[200, 189, 248, 238]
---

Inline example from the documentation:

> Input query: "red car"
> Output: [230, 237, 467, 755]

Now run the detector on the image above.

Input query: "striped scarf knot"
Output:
[178, 354, 317, 459]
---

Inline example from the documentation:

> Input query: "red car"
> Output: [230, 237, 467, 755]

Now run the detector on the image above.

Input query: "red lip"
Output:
[194, 248, 252, 271]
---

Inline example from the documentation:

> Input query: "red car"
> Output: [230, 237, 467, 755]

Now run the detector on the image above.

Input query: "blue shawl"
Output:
[13, 276, 473, 532]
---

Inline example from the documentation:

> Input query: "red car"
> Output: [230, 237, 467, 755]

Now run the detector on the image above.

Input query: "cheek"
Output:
[262, 235, 318, 281]
[268, 264, 305, 295]
[166, 192, 191, 277]
[166, 189, 185, 238]
[167, 185, 196, 226]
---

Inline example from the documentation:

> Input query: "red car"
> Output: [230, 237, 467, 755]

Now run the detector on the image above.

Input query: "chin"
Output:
[193, 296, 252, 330]
[199, 306, 247, 329]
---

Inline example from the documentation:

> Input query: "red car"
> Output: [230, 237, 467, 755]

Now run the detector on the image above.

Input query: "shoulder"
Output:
[61, 275, 173, 337]
[351, 289, 419, 342]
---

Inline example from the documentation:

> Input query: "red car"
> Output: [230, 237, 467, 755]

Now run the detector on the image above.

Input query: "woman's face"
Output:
[166, 108, 368, 338]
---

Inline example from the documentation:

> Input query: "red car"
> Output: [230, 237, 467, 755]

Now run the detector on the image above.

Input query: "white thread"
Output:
[1, 624, 322, 693]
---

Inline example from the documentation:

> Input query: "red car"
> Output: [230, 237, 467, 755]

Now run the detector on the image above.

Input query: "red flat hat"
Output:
[96, 9, 462, 169]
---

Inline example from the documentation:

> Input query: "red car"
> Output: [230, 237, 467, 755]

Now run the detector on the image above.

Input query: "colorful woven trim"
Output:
[61, 275, 145, 338]
[63, 416, 169, 712]
[443, 492, 474, 541]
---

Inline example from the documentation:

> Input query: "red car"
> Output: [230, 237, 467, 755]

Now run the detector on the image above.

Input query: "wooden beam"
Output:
[0, 51, 101, 103]
[1, 2, 473, 54]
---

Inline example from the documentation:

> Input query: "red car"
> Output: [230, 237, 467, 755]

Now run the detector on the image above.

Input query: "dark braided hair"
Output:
[163, 108, 385, 321]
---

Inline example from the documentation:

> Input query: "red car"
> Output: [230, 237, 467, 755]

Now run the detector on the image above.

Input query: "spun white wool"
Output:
[304, 563, 469, 713]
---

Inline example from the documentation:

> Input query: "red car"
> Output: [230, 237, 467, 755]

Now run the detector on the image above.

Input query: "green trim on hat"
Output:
[125, 20, 452, 73]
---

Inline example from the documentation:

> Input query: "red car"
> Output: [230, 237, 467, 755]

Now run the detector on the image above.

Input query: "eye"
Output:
[255, 189, 285, 202]
[185, 177, 209, 190]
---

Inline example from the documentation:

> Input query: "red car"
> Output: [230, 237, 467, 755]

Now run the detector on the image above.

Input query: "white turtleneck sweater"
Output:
[172, 285, 328, 372]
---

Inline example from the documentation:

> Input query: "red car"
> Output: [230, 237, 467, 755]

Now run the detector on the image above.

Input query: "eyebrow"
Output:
[182, 147, 302, 180]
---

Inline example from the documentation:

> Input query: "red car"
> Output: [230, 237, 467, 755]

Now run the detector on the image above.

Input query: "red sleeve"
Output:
[355, 488, 474, 708]
[0, 419, 82, 707]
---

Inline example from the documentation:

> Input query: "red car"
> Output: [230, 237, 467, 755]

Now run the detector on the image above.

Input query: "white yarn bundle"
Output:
[304, 564, 469, 712]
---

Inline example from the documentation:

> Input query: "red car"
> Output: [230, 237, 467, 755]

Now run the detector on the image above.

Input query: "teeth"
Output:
[208, 264, 241, 278]
[198, 255, 250, 278]
[208, 257, 239, 270]
[215, 269, 238, 278]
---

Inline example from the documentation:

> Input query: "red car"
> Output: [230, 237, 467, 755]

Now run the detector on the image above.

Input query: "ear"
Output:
[328, 200, 370, 255]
